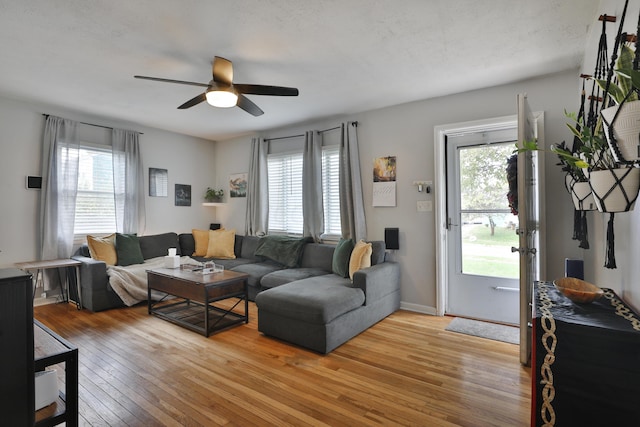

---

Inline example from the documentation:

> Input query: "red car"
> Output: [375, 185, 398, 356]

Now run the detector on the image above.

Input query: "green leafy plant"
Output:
[596, 44, 639, 105]
[205, 187, 224, 202]
[563, 110, 615, 172]
[514, 110, 615, 181]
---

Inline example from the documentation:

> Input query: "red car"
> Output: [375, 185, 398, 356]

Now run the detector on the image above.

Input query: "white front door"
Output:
[517, 93, 545, 365]
[445, 128, 520, 325]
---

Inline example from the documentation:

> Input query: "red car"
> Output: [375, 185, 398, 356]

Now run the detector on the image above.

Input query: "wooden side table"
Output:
[15, 259, 82, 310]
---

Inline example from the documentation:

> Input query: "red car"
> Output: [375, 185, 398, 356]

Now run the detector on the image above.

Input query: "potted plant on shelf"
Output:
[205, 187, 224, 203]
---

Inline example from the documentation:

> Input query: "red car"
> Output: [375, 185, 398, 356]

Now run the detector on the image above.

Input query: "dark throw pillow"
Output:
[332, 238, 354, 278]
[115, 233, 144, 266]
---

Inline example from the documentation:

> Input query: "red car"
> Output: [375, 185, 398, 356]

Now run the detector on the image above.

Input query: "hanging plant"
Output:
[597, 42, 640, 164]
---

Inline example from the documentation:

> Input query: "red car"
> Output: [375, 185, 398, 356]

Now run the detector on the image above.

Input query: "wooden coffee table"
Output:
[147, 267, 249, 337]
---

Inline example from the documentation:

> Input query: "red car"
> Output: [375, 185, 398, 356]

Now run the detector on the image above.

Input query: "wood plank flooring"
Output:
[34, 301, 531, 426]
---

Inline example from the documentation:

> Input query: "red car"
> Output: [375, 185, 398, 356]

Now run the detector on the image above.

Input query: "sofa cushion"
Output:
[260, 269, 331, 289]
[256, 276, 364, 324]
[192, 229, 210, 256]
[255, 235, 311, 268]
[231, 261, 284, 288]
[205, 229, 236, 259]
[139, 232, 180, 259]
[87, 233, 117, 266]
[240, 235, 263, 261]
[178, 233, 196, 257]
[370, 241, 386, 265]
[349, 240, 372, 280]
[299, 243, 335, 271]
[332, 238, 354, 278]
[115, 233, 144, 266]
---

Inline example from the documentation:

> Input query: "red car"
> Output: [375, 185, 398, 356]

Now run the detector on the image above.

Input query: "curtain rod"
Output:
[42, 114, 143, 134]
[265, 121, 358, 142]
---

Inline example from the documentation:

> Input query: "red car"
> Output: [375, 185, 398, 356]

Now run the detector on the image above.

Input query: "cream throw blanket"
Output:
[106, 256, 194, 306]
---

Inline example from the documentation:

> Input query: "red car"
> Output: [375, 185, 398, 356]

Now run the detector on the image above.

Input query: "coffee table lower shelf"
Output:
[150, 298, 247, 336]
[147, 268, 249, 337]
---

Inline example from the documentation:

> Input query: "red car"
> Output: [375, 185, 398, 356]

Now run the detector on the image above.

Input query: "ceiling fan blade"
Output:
[236, 94, 264, 116]
[234, 84, 299, 96]
[212, 56, 233, 85]
[134, 75, 209, 88]
[177, 93, 207, 109]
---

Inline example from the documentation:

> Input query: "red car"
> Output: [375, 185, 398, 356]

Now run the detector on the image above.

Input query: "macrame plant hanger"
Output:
[571, 15, 614, 249]
[571, 77, 589, 249]
[598, 0, 631, 269]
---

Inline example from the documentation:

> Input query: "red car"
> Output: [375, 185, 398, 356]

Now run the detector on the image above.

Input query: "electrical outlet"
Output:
[41, 292, 46, 299]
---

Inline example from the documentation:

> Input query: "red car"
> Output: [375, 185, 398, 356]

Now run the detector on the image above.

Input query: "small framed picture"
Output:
[175, 184, 191, 206]
[229, 173, 248, 198]
[149, 168, 168, 197]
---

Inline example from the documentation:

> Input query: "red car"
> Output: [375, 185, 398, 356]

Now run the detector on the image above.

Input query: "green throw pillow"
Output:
[115, 233, 144, 266]
[332, 238, 354, 278]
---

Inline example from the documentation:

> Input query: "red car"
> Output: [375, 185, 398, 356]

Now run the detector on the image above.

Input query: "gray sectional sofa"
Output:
[72, 232, 400, 353]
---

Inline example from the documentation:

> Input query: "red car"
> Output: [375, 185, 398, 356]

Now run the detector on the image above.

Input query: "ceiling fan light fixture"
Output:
[206, 89, 238, 108]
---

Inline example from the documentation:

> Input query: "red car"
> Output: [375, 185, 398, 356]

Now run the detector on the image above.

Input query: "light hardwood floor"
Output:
[34, 301, 531, 426]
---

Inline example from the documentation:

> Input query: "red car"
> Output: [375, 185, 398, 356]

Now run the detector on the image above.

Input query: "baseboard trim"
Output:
[400, 302, 437, 315]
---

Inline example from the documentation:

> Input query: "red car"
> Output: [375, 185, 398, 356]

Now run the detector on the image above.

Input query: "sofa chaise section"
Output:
[255, 242, 401, 353]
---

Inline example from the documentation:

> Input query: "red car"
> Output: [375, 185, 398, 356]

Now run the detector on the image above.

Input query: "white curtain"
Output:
[112, 129, 145, 234]
[302, 130, 324, 241]
[40, 116, 79, 289]
[339, 122, 367, 241]
[245, 137, 269, 236]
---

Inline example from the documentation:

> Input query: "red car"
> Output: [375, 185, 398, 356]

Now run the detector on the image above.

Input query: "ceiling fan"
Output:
[134, 56, 299, 116]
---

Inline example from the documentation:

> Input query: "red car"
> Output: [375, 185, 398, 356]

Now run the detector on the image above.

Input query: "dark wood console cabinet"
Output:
[532, 281, 640, 426]
[0, 268, 78, 426]
[0, 268, 35, 426]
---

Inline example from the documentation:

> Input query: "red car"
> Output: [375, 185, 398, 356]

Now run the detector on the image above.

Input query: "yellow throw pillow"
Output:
[349, 239, 372, 280]
[86, 233, 117, 266]
[205, 229, 236, 259]
[192, 229, 210, 256]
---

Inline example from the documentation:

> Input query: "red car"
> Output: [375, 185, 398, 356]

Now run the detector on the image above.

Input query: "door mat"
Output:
[445, 317, 519, 344]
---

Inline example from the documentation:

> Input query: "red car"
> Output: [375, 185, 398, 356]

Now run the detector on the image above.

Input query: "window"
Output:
[322, 145, 341, 237]
[267, 146, 341, 237]
[268, 152, 304, 234]
[72, 144, 121, 236]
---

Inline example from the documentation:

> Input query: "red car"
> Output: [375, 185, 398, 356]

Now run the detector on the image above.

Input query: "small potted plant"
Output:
[205, 187, 224, 203]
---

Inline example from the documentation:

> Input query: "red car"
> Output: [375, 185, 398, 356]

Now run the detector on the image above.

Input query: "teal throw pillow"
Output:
[332, 238, 354, 278]
[115, 233, 144, 266]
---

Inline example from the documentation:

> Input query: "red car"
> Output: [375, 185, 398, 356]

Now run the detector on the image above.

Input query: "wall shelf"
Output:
[202, 202, 226, 207]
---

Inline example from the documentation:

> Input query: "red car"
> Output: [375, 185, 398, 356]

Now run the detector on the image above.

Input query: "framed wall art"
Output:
[175, 184, 191, 206]
[149, 167, 168, 197]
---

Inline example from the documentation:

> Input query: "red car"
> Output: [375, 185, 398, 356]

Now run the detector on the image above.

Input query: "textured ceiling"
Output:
[0, 0, 601, 141]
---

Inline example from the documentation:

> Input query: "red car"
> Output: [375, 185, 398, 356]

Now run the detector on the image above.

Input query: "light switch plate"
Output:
[417, 200, 432, 212]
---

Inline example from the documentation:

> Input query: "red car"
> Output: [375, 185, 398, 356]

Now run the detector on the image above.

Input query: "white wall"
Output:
[215, 70, 586, 312]
[0, 96, 218, 269]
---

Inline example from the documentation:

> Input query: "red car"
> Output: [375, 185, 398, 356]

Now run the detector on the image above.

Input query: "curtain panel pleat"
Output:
[112, 129, 145, 234]
[40, 115, 79, 290]
[339, 122, 367, 241]
[245, 137, 269, 236]
[302, 130, 324, 241]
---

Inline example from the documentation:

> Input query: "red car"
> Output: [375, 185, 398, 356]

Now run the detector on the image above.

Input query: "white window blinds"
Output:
[267, 151, 304, 234]
[322, 145, 341, 237]
[73, 145, 118, 235]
